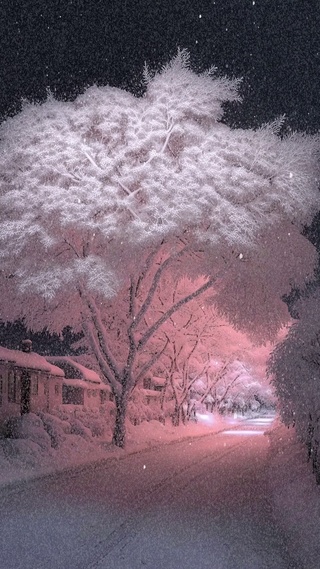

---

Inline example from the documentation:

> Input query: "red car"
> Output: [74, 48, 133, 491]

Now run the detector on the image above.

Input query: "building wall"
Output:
[0, 364, 20, 421]
[29, 373, 64, 414]
[47, 376, 64, 412]
[0, 362, 65, 423]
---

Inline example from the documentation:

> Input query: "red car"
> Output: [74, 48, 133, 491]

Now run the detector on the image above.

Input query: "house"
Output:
[0, 343, 115, 428]
[0, 344, 64, 422]
[46, 356, 114, 408]
[142, 376, 167, 404]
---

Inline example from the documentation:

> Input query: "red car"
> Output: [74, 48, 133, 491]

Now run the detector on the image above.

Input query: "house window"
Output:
[32, 376, 38, 395]
[92, 390, 97, 397]
[62, 385, 84, 405]
[143, 377, 151, 390]
[0, 377, 2, 406]
[8, 371, 18, 403]
[100, 390, 108, 404]
[55, 384, 60, 396]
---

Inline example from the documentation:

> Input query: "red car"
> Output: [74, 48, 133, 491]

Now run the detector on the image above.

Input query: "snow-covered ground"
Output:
[1, 411, 320, 568]
[0, 409, 229, 488]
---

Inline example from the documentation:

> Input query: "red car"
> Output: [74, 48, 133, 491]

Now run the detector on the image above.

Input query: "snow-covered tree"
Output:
[268, 291, 320, 479]
[146, 278, 260, 424]
[144, 279, 220, 425]
[216, 360, 274, 414]
[0, 50, 319, 446]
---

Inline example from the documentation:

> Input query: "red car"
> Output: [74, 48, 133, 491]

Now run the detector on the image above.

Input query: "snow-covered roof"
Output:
[62, 378, 110, 391]
[99, 383, 112, 391]
[0, 346, 64, 376]
[62, 378, 96, 389]
[46, 356, 101, 384]
[152, 376, 166, 386]
[142, 389, 162, 398]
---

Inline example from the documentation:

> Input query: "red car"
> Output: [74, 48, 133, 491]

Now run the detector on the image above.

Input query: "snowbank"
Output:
[0, 411, 110, 486]
[0, 411, 228, 488]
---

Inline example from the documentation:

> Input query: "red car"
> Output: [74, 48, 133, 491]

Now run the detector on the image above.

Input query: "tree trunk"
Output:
[112, 393, 128, 448]
[172, 410, 179, 427]
[172, 404, 186, 427]
[186, 401, 197, 422]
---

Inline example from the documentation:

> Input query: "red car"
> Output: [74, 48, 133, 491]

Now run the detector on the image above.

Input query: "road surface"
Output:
[0, 415, 298, 569]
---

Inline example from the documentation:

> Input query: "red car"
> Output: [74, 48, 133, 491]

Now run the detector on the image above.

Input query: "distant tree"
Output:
[145, 279, 218, 425]
[216, 360, 274, 414]
[0, 319, 84, 355]
[0, 50, 319, 447]
[0, 319, 27, 351]
[145, 277, 253, 425]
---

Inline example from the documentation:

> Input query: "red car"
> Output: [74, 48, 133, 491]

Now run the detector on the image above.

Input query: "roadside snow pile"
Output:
[126, 413, 227, 447]
[0, 410, 228, 487]
[127, 391, 167, 425]
[0, 411, 112, 485]
[267, 421, 320, 569]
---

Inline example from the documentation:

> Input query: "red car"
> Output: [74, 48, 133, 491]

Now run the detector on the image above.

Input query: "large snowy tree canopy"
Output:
[1, 50, 320, 446]
[0, 50, 319, 333]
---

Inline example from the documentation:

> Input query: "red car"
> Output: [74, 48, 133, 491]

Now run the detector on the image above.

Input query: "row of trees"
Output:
[130, 358, 274, 427]
[143, 281, 274, 424]
[0, 319, 84, 356]
[0, 51, 319, 446]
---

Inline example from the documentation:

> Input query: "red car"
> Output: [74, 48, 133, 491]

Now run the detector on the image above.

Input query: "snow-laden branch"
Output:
[144, 118, 175, 165]
[78, 285, 121, 384]
[137, 275, 218, 350]
[135, 336, 170, 385]
[81, 318, 120, 395]
[130, 244, 191, 333]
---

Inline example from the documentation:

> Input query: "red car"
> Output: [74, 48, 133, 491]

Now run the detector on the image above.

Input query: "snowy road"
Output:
[0, 415, 298, 569]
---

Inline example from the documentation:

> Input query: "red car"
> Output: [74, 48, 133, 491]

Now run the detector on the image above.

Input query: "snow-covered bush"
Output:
[268, 291, 320, 482]
[53, 405, 114, 436]
[38, 412, 70, 448]
[126, 388, 168, 425]
[70, 410, 108, 437]
[68, 418, 92, 440]
[2, 413, 52, 451]
[4, 439, 54, 467]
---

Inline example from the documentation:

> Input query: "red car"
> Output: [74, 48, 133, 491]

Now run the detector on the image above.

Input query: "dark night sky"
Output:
[0, 0, 319, 132]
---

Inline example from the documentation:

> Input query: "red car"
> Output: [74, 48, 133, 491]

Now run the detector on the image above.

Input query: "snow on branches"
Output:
[0, 52, 319, 446]
[0, 50, 319, 314]
[268, 291, 320, 436]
